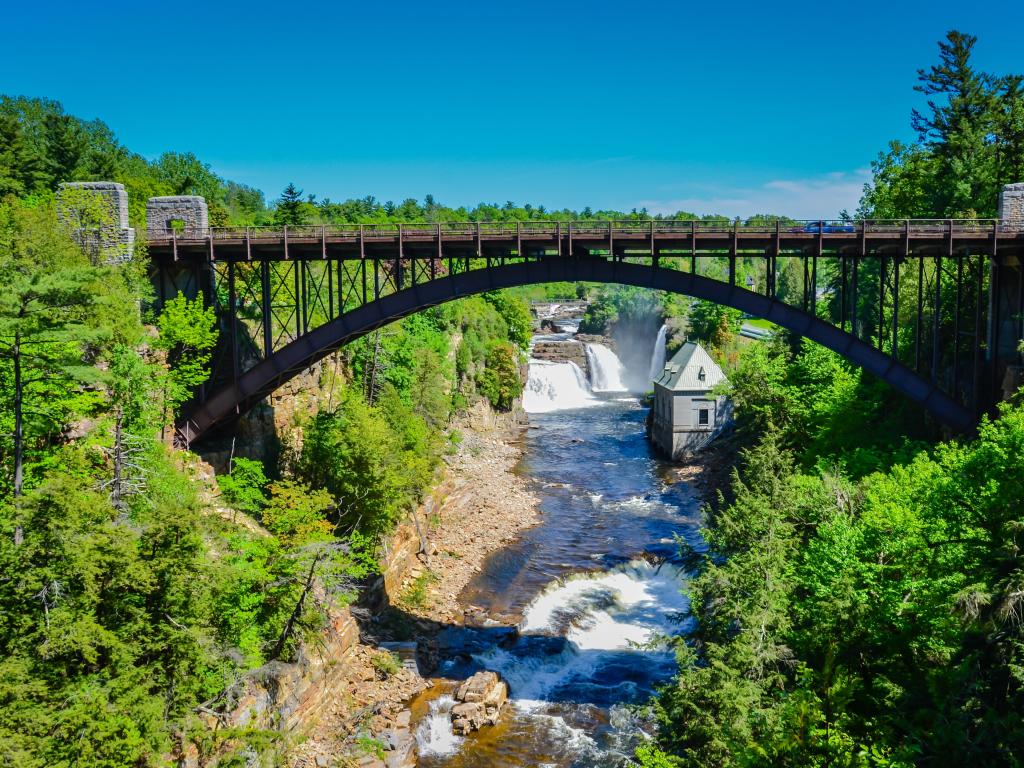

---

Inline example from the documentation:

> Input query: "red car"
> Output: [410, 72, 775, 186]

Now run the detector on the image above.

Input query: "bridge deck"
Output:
[146, 220, 1024, 261]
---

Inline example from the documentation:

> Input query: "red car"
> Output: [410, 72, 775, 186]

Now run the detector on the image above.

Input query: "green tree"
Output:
[686, 300, 742, 350]
[274, 183, 307, 226]
[153, 293, 218, 433]
[0, 201, 134, 497]
[912, 30, 997, 216]
[477, 342, 522, 411]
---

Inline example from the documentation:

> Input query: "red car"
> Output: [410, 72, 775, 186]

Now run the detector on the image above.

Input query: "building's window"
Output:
[699, 409, 709, 426]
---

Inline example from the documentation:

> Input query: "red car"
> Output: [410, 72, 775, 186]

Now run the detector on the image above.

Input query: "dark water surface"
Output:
[415, 397, 704, 768]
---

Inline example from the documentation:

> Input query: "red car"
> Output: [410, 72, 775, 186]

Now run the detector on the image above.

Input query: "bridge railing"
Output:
[145, 218, 1018, 243]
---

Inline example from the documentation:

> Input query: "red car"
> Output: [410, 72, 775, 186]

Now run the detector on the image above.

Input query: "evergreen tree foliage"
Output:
[862, 30, 1024, 218]
[273, 183, 307, 226]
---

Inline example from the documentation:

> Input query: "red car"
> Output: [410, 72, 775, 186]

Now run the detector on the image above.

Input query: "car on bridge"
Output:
[796, 221, 856, 233]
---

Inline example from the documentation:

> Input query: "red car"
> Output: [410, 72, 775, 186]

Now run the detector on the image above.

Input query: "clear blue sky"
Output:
[3, 1, 1023, 217]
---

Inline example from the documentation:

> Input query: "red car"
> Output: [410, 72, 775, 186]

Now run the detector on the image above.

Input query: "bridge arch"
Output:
[178, 257, 975, 444]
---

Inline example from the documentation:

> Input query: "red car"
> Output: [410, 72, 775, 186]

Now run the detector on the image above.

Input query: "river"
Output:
[415, 325, 700, 767]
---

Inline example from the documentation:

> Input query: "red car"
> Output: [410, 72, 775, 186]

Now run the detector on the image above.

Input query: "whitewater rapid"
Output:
[417, 559, 691, 764]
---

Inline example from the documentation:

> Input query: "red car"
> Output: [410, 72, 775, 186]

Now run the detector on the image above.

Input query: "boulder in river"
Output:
[450, 670, 508, 735]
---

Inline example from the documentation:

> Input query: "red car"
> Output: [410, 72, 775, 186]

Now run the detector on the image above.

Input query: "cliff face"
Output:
[199, 353, 347, 474]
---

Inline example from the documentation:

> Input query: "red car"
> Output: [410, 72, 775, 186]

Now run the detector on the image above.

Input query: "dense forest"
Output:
[634, 31, 1024, 767]
[0, 93, 538, 765]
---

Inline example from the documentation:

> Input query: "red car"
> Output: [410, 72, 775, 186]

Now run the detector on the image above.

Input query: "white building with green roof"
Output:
[649, 341, 730, 459]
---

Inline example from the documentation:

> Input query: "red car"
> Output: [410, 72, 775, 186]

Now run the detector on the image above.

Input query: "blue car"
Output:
[800, 222, 855, 233]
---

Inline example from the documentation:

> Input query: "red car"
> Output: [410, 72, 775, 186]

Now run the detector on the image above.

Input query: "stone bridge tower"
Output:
[998, 183, 1024, 397]
[56, 181, 135, 263]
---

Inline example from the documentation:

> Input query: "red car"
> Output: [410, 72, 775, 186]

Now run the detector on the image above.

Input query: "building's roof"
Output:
[653, 341, 727, 391]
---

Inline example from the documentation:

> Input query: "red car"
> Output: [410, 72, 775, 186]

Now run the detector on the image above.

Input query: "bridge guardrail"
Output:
[144, 218, 1019, 243]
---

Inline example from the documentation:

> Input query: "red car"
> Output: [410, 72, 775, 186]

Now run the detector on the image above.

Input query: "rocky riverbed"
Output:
[287, 418, 540, 768]
[401, 428, 541, 626]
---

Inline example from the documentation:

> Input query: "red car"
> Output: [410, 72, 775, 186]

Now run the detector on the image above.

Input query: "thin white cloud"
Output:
[636, 170, 871, 219]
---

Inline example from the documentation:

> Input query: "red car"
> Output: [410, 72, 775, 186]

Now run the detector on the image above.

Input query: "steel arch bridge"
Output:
[144, 220, 1024, 445]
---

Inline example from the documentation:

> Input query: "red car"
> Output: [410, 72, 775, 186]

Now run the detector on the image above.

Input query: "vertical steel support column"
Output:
[397, 223, 404, 290]
[260, 258, 272, 356]
[972, 254, 984, 411]
[802, 254, 809, 312]
[932, 256, 942, 385]
[891, 257, 900, 357]
[361, 256, 367, 306]
[690, 221, 697, 274]
[811, 251, 818, 318]
[878, 254, 886, 349]
[294, 259, 303, 338]
[608, 220, 614, 260]
[338, 256, 346, 315]
[851, 255, 859, 339]
[1018, 257, 1024, 365]
[729, 220, 737, 285]
[556, 222, 562, 258]
[433, 223, 440, 279]
[650, 220, 656, 267]
[915, 256, 924, 372]
[987, 252, 1002, 409]
[772, 221, 781, 297]
[327, 256, 334, 319]
[954, 256, 963, 399]
[840, 253, 848, 331]
[228, 258, 239, 382]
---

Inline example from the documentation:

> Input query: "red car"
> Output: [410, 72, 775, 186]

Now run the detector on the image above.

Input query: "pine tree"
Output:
[273, 182, 307, 225]
[911, 30, 998, 215]
[42, 113, 86, 185]
[995, 75, 1024, 189]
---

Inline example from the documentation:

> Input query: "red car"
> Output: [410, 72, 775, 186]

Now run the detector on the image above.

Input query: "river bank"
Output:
[286, 414, 540, 767]
[397, 425, 542, 626]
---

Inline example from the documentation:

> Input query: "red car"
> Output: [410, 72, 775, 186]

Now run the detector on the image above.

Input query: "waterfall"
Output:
[415, 695, 462, 757]
[523, 360, 599, 413]
[584, 344, 628, 392]
[648, 325, 668, 381]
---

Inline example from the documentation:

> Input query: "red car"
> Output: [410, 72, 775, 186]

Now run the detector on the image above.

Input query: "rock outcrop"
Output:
[450, 671, 509, 735]
[531, 340, 588, 376]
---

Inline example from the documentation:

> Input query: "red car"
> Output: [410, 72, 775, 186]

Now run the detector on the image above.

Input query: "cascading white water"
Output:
[472, 560, 689, 711]
[522, 360, 599, 413]
[584, 343, 628, 392]
[648, 325, 668, 381]
[415, 695, 463, 757]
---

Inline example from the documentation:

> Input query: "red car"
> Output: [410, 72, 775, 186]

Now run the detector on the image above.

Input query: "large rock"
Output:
[450, 671, 509, 734]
